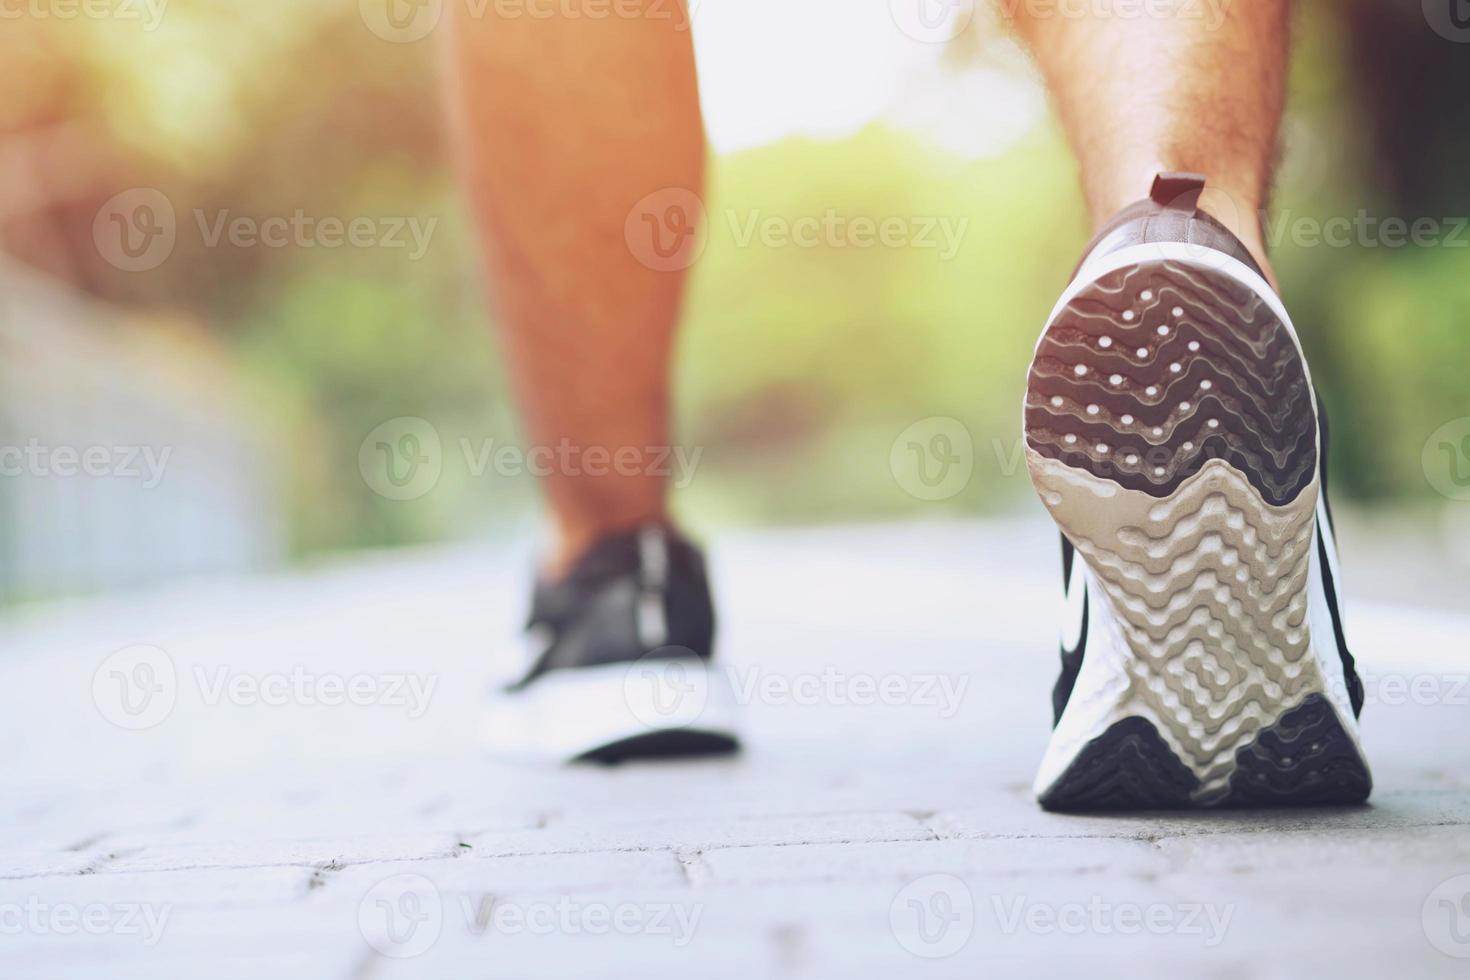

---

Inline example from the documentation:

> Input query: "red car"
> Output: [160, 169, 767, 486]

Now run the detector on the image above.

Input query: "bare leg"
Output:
[1006, 0, 1288, 281]
[442, 0, 703, 576]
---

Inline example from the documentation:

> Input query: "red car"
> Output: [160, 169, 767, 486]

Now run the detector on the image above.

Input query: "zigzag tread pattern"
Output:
[1028, 453, 1322, 782]
[1025, 260, 1315, 507]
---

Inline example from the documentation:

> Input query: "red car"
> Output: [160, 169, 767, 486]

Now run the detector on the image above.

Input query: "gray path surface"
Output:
[2, 520, 1468, 978]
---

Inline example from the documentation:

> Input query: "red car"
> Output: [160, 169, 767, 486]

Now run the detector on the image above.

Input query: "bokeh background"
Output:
[3, 0, 1469, 606]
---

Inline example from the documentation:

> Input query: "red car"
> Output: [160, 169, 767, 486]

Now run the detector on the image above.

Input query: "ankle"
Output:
[1196, 187, 1277, 290]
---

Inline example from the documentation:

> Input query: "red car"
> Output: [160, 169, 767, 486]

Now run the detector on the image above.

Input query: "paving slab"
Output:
[2, 520, 1468, 978]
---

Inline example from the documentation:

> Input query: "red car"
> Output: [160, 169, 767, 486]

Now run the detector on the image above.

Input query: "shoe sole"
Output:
[1024, 245, 1372, 811]
[575, 729, 740, 765]
[482, 658, 741, 764]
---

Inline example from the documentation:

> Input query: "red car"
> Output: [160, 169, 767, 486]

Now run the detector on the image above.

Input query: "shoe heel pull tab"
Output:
[1150, 173, 1207, 212]
[636, 525, 670, 649]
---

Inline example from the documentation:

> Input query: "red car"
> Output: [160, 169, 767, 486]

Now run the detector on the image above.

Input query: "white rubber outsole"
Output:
[481, 658, 740, 764]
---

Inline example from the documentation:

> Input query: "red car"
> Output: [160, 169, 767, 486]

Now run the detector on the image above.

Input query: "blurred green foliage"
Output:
[13, 0, 1468, 558]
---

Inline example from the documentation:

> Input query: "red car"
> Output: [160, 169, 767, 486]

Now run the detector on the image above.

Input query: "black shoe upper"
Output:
[508, 525, 715, 690]
[1314, 401, 1366, 718]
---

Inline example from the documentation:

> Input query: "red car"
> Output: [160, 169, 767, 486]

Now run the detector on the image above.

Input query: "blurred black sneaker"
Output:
[1023, 173, 1371, 810]
[482, 525, 740, 763]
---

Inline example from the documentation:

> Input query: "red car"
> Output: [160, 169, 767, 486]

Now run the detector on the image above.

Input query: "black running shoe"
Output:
[1024, 173, 1371, 810]
[482, 525, 740, 763]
